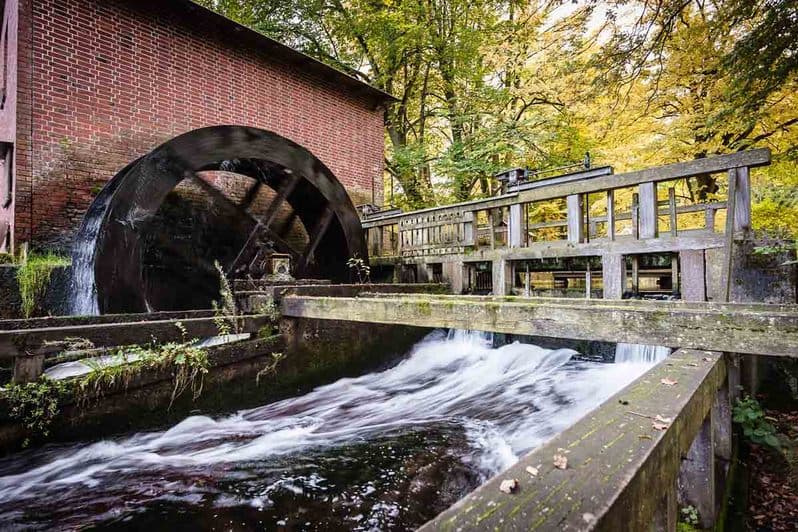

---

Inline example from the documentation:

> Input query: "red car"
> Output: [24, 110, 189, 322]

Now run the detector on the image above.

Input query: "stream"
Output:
[0, 331, 666, 531]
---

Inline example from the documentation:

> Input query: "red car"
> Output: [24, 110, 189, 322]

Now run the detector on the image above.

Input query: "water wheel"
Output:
[72, 126, 367, 314]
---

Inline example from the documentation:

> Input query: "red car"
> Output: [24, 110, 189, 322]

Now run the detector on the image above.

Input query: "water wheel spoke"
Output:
[228, 172, 302, 276]
[239, 180, 263, 211]
[299, 206, 335, 274]
[186, 170, 258, 229]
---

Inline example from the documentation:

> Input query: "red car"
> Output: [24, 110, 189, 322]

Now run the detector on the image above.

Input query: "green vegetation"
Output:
[5, 378, 68, 447]
[4, 324, 211, 446]
[78, 332, 210, 410]
[679, 505, 700, 528]
[16, 252, 70, 318]
[733, 396, 781, 449]
[347, 256, 371, 284]
[198, 0, 797, 238]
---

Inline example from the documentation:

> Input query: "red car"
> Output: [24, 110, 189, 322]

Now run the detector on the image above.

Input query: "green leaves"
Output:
[5, 378, 67, 447]
[733, 396, 782, 450]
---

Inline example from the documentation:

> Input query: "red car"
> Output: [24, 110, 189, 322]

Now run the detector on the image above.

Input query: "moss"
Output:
[417, 300, 432, 316]
[16, 252, 70, 318]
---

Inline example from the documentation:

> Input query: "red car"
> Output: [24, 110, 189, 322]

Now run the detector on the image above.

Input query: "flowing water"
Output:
[0, 332, 665, 531]
[68, 189, 111, 316]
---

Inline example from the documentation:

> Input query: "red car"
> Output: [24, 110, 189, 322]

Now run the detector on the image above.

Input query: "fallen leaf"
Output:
[526, 466, 539, 477]
[582, 513, 596, 523]
[639, 434, 653, 440]
[703, 357, 712, 362]
[553, 454, 568, 470]
[652, 422, 669, 431]
[660, 378, 678, 386]
[499, 479, 519, 494]
[655, 415, 672, 424]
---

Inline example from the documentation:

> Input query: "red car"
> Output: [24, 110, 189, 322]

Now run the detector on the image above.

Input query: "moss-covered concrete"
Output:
[281, 294, 798, 357]
[419, 350, 726, 531]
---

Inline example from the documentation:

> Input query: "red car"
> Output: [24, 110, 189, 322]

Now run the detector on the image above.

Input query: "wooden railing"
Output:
[362, 149, 769, 260]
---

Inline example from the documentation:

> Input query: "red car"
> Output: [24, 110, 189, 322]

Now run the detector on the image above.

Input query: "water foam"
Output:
[0, 330, 665, 527]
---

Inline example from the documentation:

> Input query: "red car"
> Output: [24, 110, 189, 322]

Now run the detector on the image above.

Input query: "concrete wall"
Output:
[15, 0, 387, 251]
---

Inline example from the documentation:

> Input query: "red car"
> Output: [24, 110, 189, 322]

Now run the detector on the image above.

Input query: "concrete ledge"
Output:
[281, 295, 798, 357]
[420, 350, 726, 531]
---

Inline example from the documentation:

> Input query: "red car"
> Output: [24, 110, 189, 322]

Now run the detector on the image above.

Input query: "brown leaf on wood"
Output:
[660, 378, 678, 386]
[526, 466, 539, 477]
[553, 454, 568, 469]
[652, 422, 669, 431]
[655, 414, 672, 424]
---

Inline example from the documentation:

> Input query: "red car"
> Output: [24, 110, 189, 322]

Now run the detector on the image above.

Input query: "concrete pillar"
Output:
[492, 259, 513, 295]
[713, 384, 732, 463]
[602, 254, 625, 300]
[13, 354, 45, 384]
[443, 261, 465, 294]
[652, 477, 678, 532]
[679, 250, 706, 301]
[417, 263, 431, 283]
[678, 414, 716, 529]
[742, 354, 762, 396]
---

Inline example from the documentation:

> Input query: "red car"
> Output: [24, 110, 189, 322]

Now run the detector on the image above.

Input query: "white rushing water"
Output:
[614, 342, 671, 364]
[0, 331, 663, 512]
[68, 190, 110, 316]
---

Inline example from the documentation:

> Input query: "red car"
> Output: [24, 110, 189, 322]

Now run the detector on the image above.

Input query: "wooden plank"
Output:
[399, 234, 726, 264]
[672, 252, 680, 295]
[0, 314, 275, 361]
[631, 255, 640, 294]
[723, 168, 738, 302]
[631, 193, 640, 239]
[566, 194, 583, 243]
[607, 189, 616, 241]
[734, 166, 751, 233]
[419, 350, 726, 531]
[0, 310, 217, 332]
[515, 148, 770, 205]
[639, 182, 658, 238]
[602, 254, 625, 300]
[669, 187, 678, 236]
[508, 203, 523, 248]
[282, 296, 798, 357]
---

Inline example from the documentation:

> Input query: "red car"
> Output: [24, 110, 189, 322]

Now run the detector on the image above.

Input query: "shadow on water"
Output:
[0, 331, 665, 531]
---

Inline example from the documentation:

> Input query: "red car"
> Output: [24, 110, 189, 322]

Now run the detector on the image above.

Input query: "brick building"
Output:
[0, 0, 392, 253]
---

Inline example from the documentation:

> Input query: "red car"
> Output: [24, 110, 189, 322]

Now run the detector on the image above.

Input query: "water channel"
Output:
[0, 331, 666, 530]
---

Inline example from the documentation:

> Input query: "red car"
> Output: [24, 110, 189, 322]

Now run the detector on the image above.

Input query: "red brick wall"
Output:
[16, 0, 385, 250]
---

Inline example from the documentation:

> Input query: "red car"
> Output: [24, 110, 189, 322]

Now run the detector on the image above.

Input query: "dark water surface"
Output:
[0, 331, 662, 530]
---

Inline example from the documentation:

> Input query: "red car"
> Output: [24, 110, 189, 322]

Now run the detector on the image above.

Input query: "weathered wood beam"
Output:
[566, 194, 583, 243]
[0, 310, 216, 332]
[419, 349, 726, 531]
[281, 296, 798, 357]
[0, 314, 274, 361]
